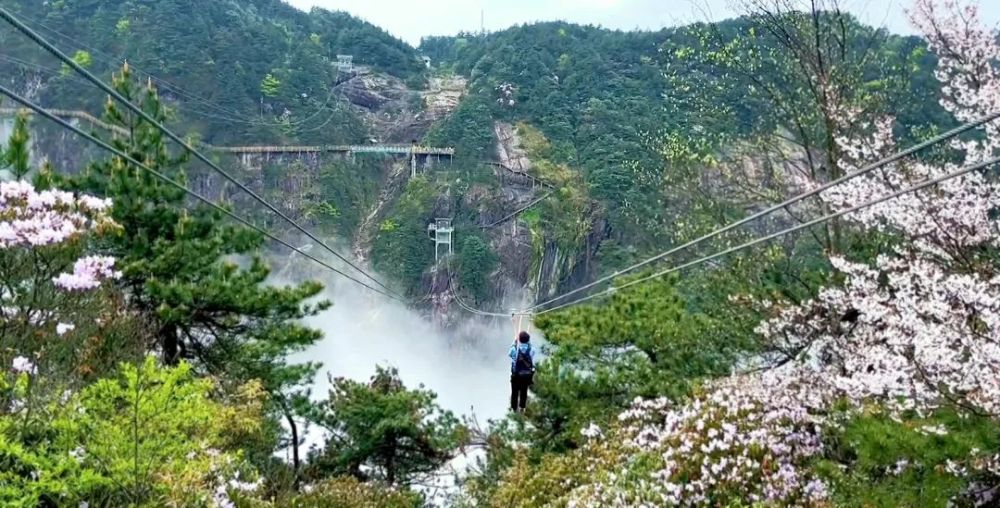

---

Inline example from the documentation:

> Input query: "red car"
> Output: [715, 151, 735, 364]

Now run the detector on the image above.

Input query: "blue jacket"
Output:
[509, 342, 535, 373]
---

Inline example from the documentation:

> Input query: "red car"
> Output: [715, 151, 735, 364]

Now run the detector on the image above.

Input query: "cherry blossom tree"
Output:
[756, 0, 1000, 417]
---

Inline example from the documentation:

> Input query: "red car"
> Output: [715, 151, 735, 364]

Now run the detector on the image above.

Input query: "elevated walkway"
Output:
[0, 108, 454, 161]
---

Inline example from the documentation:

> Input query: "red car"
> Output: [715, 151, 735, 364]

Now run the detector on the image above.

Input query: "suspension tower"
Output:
[427, 218, 454, 262]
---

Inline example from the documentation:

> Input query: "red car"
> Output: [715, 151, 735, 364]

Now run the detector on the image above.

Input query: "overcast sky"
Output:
[283, 0, 1000, 46]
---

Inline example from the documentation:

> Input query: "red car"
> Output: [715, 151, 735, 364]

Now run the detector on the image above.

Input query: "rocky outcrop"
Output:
[421, 75, 466, 123]
[334, 68, 465, 144]
[336, 71, 409, 110]
[493, 122, 532, 173]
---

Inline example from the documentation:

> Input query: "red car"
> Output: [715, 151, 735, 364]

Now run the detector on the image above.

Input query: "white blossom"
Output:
[56, 322, 75, 336]
[755, 0, 1000, 416]
[11, 356, 35, 375]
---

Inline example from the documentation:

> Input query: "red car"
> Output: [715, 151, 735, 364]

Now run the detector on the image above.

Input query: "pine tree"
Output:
[37, 66, 327, 409]
[528, 275, 736, 451]
[3, 112, 31, 179]
[306, 366, 464, 486]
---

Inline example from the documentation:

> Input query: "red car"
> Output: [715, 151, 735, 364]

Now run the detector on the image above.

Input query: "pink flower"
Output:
[53, 256, 121, 291]
[0, 181, 115, 250]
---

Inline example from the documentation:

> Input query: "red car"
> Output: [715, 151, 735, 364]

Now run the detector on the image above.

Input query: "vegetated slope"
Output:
[0, 0, 425, 144]
[0, 2, 951, 310]
[422, 23, 668, 253]
[419, 18, 950, 275]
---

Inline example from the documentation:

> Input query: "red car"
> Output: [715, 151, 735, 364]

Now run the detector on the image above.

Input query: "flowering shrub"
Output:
[0, 180, 113, 248]
[53, 255, 121, 291]
[0, 180, 125, 379]
[10, 356, 35, 375]
[563, 375, 830, 507]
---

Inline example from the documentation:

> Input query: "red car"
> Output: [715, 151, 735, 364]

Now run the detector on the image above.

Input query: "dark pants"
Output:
[510, 373, 532, 411]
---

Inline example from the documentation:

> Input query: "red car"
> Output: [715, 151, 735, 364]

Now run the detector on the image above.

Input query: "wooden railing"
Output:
[0, 107, 454, 156]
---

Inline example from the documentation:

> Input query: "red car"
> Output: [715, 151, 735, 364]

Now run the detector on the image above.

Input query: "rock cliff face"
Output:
[422, 76, 466, 123]
[0, 72, 598, 321]
[352, 159, 409, 265]
[335, 67, 465, 144]
[493, 122, 532, 173]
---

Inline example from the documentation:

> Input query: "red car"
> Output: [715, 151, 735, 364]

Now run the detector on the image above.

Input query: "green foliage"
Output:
[463, 448, 599, 508]
[1, 0, 417, 144]
[233, 476, 420, 507]
[517, 124, 592, 256]
[311, 157, 385, 238]
[0, 358, 266, 507]
[455, 235, 497, 303]
[60, 50, 92, 76]
[379, 219, 399, 232]
[306, 366, 465, 486]
[819, 406, 1000, 507]
[114, 18, 130, 35]
[371, 177, 436, 295]
[2, 112, 31, 179]
[529, 276, 738, 451]
[260, 73, 281, 97]
[292, 478, 419, 507]
[424, 96, 494, 164]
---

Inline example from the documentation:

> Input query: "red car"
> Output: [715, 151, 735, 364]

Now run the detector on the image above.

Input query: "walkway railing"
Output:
[0, 108, 454, 156]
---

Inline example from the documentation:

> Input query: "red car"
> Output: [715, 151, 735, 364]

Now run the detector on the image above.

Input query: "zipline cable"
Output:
[0, 7, 402, 299]
[448, 275, 513, 318]
[0, 53, 260, 127]
[6, 8, 342, 129]
[525, 109, 1000, 313]
[3, 9, 264, 123]
[452, 291, 511, 318]
[536, 154, 1000, 315]
[0, 85, 406, 304]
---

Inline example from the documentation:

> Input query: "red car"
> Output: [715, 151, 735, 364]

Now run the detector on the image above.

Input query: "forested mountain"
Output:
[0, 0, 952, 302]
[422, 24, 668, 249]
[0, 0, 424, 144]
[419, 17, 949, 266]
[4, 0, 1000, 505]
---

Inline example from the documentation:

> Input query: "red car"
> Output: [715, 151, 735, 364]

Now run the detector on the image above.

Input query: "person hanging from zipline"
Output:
[508, 330, 535, 413]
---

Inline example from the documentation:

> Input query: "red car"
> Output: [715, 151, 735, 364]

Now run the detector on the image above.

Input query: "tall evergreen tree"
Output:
[2, 112, 31, 179]
[306, 366, 464, 487]
[37, 66, 327, 413]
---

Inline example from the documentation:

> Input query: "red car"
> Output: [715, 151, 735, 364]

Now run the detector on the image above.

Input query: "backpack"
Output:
[514, 345, 534, 377]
